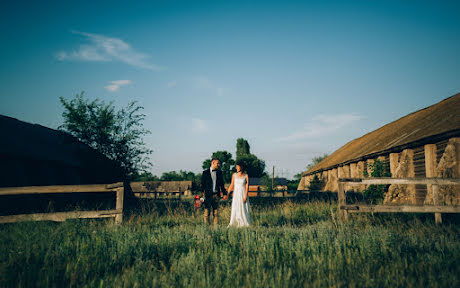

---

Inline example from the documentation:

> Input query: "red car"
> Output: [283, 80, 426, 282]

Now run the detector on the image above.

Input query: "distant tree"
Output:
[293, 172, 303, 181]
[236, 138, 250, 158]
[152, 170, 201, 191]
[202, 151, 235, 183]
[160, 170, 197, 181]
[237, 153, 265, 178]
[306, 154, 329, 171]
[59, 92, 152, 179]
[132, 171, 159, 181]
[235, 138, 265, 178]
[287, 180, 299, 191]
[260, 174, 274, 191]
[286, 172, 303, 191]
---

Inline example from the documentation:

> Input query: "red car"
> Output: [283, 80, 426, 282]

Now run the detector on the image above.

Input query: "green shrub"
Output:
[363, 158, 391, 203]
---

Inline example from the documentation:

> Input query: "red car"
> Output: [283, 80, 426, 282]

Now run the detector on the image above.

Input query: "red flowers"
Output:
[194, 194, 202, 208]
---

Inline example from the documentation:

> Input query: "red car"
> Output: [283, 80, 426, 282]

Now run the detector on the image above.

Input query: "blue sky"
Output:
[1, 0, 459, 178]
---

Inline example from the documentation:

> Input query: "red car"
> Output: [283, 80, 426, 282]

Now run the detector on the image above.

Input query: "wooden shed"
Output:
[298, 93, 460, 205]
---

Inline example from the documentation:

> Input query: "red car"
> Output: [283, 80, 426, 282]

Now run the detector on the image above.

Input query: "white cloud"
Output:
[278, 113, 362, 141]
[56, 31, 161, 70]
[191, 118, 208, 133]
[105, 80, 131, 92]
[168, 80, 177, 88]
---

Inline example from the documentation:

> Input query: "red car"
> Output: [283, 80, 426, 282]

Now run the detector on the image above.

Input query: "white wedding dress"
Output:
[228, 175, 251, 227]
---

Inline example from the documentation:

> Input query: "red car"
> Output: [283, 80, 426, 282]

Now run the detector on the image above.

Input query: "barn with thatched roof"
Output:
[298, 93, 460, 206]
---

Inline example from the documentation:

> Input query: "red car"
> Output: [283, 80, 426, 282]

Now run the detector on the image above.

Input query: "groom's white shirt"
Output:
[210, 167, 217, 193]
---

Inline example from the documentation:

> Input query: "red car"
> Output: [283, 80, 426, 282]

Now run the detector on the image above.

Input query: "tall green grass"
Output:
[1, 199, 459, 287]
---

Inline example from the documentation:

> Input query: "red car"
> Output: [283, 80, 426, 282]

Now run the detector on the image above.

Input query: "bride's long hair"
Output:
[235, 161, 246, 173]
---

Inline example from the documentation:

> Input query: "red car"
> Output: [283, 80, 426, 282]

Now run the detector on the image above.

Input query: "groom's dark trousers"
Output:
[201, 169, 227, 225]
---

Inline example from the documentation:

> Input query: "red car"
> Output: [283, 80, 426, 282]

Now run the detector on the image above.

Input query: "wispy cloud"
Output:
[105, 80, 131, 92]
[278, 113, 362, 141]
[56, 31, 161, 70]
[191, 118, 208, 134]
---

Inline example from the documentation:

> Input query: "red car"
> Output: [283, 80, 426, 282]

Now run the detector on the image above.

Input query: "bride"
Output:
[227, 161, 251, 227]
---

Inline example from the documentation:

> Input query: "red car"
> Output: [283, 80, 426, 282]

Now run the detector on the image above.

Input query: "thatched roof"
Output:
[303, 93, 460, 176]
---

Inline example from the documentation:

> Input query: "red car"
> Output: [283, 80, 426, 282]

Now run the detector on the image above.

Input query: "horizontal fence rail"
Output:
[0, 182, 124, 224]
[338, 177, 460, 224]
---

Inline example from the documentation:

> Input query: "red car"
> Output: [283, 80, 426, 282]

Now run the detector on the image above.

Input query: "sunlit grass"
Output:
[1, 198, 459, 287]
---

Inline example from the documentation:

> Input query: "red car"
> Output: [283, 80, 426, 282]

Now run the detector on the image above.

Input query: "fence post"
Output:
[115, 187, 124, 225]
[432, 184, 442, 224]
[425, 144, 442, 224]
[338, 182, 348, 222]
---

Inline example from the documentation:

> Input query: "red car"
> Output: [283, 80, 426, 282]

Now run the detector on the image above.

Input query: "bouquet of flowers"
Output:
[194, 195, 205, 208]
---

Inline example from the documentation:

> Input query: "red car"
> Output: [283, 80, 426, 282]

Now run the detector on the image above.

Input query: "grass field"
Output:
[1, 198, 459, 287]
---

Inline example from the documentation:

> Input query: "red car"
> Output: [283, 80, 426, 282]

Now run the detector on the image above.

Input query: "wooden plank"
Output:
[339, 177, 460, 185]
[432, 185, 442, 224]
[0, 184, 116, 196]
[342, 205, 460, 213]
[105, 182, 124, 189]
[338, 182, 348, 222]
[115, 187, 124, 225]
[0, 209, 122, 224]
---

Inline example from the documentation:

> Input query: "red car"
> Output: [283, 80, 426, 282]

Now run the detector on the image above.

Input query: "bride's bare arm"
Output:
[227, 173, 235, 194]
[244, 174, 249, 203]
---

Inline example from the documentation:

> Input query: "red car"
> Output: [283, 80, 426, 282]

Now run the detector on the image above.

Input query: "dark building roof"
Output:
[303, 93, 460, 176]
[0, 114, 123, 186]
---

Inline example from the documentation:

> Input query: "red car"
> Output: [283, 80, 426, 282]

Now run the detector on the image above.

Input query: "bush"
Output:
[363, 158, 391, 203]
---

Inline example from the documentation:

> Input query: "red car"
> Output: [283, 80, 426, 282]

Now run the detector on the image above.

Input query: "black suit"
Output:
[202, 169, 227, 197]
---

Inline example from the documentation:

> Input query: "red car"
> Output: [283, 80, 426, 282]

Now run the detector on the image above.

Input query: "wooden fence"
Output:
[338, 177, 460, 224]
[0, 182, 124, 224]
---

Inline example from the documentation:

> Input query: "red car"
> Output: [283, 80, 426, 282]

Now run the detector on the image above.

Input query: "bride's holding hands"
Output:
[227, 161, 251, 227]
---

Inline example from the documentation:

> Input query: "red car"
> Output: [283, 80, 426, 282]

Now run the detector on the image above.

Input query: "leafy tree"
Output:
[161, 170, 197, 181]
[202, 151, 235, 183]
[306, 154, 329, 171]
[236, 138, 250, 158]
[363, 158, 391, 203]
[235, 138, 265, 178]
[286, 172, 303, 191]
[59, 92, 152, 179]
[237, 153, 265, 178]
[132, 171, 159, 181]
[287, 180, 299, 191]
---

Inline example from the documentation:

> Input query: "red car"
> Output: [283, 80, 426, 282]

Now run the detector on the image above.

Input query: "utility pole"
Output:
[272, 166, 275, 191]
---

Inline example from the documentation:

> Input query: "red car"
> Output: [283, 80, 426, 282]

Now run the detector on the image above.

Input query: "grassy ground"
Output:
[0, 198, 459, 287]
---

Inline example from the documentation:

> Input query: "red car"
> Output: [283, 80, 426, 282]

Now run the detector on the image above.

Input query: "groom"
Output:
[201, 158, 228, 226]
